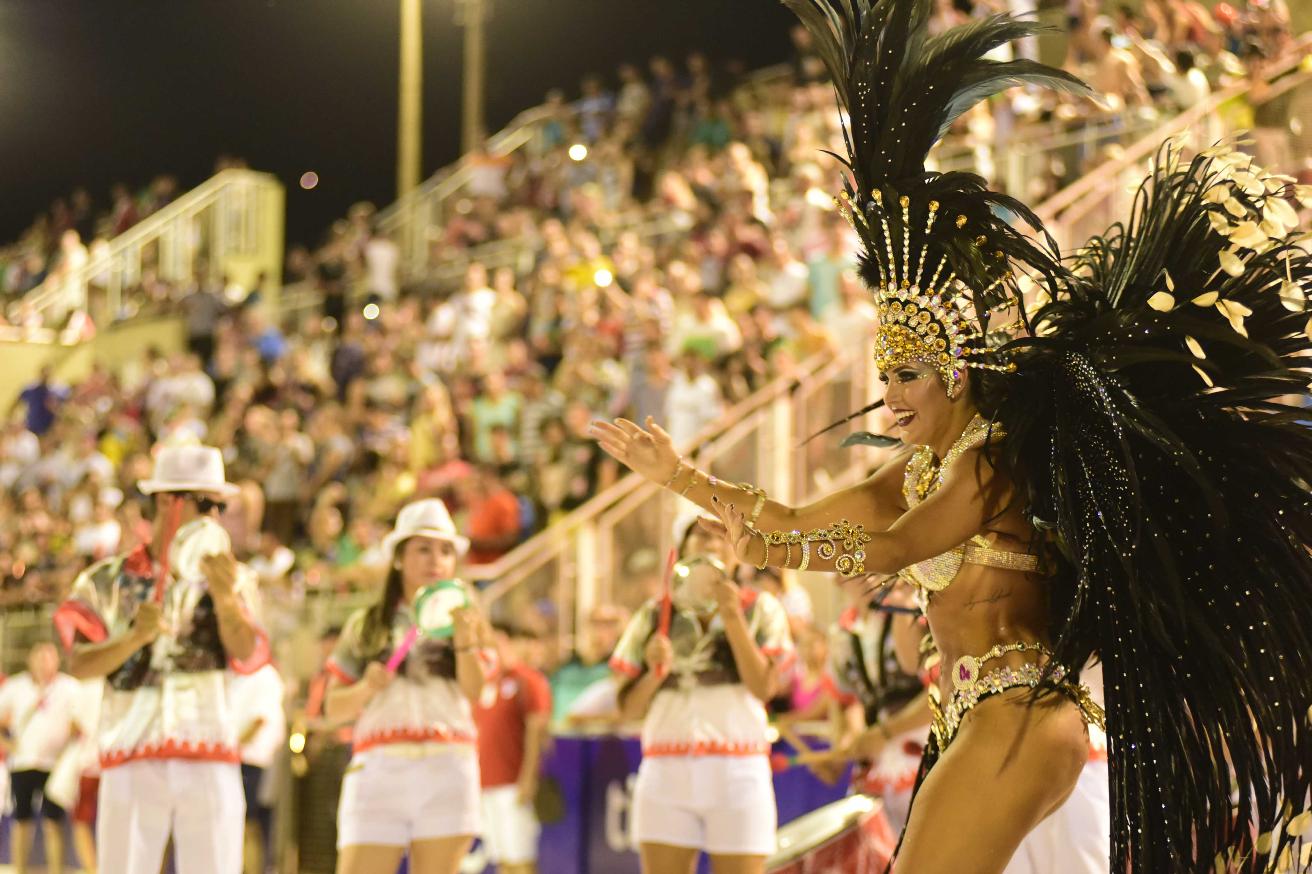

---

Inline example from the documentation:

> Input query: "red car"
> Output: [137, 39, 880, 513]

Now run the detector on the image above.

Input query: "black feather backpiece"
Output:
[995, 142, 1312, 873]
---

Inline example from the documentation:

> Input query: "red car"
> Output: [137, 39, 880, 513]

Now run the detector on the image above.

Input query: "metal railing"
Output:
[1035, 39, 1312, 254]
[14, 169, 285, 329]
[928, 112, 1164, 198]
[376, 105, 555, 280]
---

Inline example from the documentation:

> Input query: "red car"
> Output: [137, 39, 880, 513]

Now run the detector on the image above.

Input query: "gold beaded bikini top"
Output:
[899, 415, 1039, 593]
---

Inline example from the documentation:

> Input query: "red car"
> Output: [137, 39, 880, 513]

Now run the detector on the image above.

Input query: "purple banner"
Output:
[538, 735, 849, 874]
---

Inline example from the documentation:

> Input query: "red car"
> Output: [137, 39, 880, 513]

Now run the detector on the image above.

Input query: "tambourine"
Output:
[386, 579, 471, 673]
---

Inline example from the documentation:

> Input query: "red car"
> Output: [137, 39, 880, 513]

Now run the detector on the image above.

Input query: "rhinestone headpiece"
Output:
[835, 190, 1017, 395]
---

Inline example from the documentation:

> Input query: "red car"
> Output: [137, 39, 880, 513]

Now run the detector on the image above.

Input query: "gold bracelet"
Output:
[784, 540, 793, 568]
[680, 468, 700, 497]
[799, 540, 811, 572]
[755, 530, 770, 571]
[663, 460, 684, 489]
[737, 482, 768, 526]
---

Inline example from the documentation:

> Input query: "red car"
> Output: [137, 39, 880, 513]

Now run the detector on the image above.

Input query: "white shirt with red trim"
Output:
[610, 589, 793, 758]
[0, 672, 80, 771]
[54, 517, 270, 770]
[328, 594, 484, 756]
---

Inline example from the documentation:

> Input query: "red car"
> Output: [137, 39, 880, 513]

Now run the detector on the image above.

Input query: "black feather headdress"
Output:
[789, 0, 1088, 444]
[784, 0, 1089, 395]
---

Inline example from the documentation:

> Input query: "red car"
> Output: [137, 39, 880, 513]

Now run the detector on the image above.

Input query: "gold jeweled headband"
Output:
[835, 190, 1017, 394]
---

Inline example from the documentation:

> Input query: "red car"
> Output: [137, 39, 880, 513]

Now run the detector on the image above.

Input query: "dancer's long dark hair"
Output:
[357, 550, 406, 661]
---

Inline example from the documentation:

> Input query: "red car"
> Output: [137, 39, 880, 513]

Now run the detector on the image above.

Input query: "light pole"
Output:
[455, 0, 488, 156]
[397, 0, 423, 198]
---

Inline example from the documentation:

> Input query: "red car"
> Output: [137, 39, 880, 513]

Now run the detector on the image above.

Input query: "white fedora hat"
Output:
[137, 444, 240, 498]
[382, 498, 470, 562]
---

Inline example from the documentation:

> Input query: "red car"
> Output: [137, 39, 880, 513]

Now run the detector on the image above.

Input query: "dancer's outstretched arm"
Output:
[706, 444, 1011, 577]
[590, 415, 909, 538]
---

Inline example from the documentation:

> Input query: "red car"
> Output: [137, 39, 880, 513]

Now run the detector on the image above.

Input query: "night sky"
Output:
[0, 0, 796, 247]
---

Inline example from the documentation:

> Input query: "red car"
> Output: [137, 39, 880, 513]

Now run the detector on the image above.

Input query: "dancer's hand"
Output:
[130, 601, 167, 645]
[713, 575, 743, 621]
[705, 500, 756, 569]
[589, 417, 681, 486]
[644, 634, 673, 674]
[452, 606, 483, 651]
[855, 724, 891, 761]
[363, 662, 394, 695]
[202, 553, 238, 602]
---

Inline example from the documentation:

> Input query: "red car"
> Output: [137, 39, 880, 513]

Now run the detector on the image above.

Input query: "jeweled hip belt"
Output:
[934, 641, 1105, 749]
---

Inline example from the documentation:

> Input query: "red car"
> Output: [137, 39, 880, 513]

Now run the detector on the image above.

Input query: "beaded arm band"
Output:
[758, 520, 873, 577]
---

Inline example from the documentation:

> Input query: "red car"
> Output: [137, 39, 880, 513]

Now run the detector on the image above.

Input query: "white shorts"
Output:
[632, 755, 777, 857]
[480, 784, 540, 864]
[1004, 758, 1110, 874]
[337, 745, 480, 849]
[98, 759, 245, 874]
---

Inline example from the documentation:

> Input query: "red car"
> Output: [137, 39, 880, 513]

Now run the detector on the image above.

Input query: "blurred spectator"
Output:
[182, 280, 228, 365]
[248, 530, 296, 589]
[362, 222, 400, 304]
[788, 625, 839, 714]
[664, 351, 724, 448]
[0, 642, 79, 874]
[475, 623, 552, 874]
[550, 603, 629, 729]
[68, 678, 102, 874]
[823, 272, 879, 354]
[230, 662, 287, 874]
[1168, 47, 1212, 110]
[459, 465, 524, 566]
[470, 371, 523, 464]
[1247, 46, 1296, 170]
[15, 366, 66, 437]
[807, 220, 856, 321]
[1090, 26, 1152, 110]
[754, 567, 813, 634]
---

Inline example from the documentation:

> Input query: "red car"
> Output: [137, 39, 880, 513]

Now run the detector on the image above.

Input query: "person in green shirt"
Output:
[549, 604, 628, 728]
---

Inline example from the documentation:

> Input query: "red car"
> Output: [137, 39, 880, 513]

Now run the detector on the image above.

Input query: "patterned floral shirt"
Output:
[54, 517, 268, 769]
[327, 581, 488, 755]
[610, 588, 793, 757]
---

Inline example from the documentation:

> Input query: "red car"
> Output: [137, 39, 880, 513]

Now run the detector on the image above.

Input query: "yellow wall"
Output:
[0, 317, 186, 414]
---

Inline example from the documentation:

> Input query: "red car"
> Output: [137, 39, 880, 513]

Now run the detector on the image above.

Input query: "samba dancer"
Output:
[594, 1, 1312, 870]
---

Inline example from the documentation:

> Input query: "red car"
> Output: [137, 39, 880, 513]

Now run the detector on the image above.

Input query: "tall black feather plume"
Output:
[995, 142, 1312, 873]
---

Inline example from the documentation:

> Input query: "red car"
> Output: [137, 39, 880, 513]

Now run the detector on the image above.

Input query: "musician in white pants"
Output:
[55, 444, 268, 874]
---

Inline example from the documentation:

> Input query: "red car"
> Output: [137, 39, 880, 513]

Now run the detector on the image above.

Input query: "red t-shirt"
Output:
[465, 488, 522, 565]
[475, 662, 551, 788]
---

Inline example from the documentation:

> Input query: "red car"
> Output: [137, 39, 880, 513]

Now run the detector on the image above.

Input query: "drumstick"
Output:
[655, 547, 676, 679]
[386, 627, 420, 674]
[152, 497, 185, 604]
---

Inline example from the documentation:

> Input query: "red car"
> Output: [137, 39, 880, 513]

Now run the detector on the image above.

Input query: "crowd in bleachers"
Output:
[0, 50, 867, 620]
[0, 0, 1303, 625]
